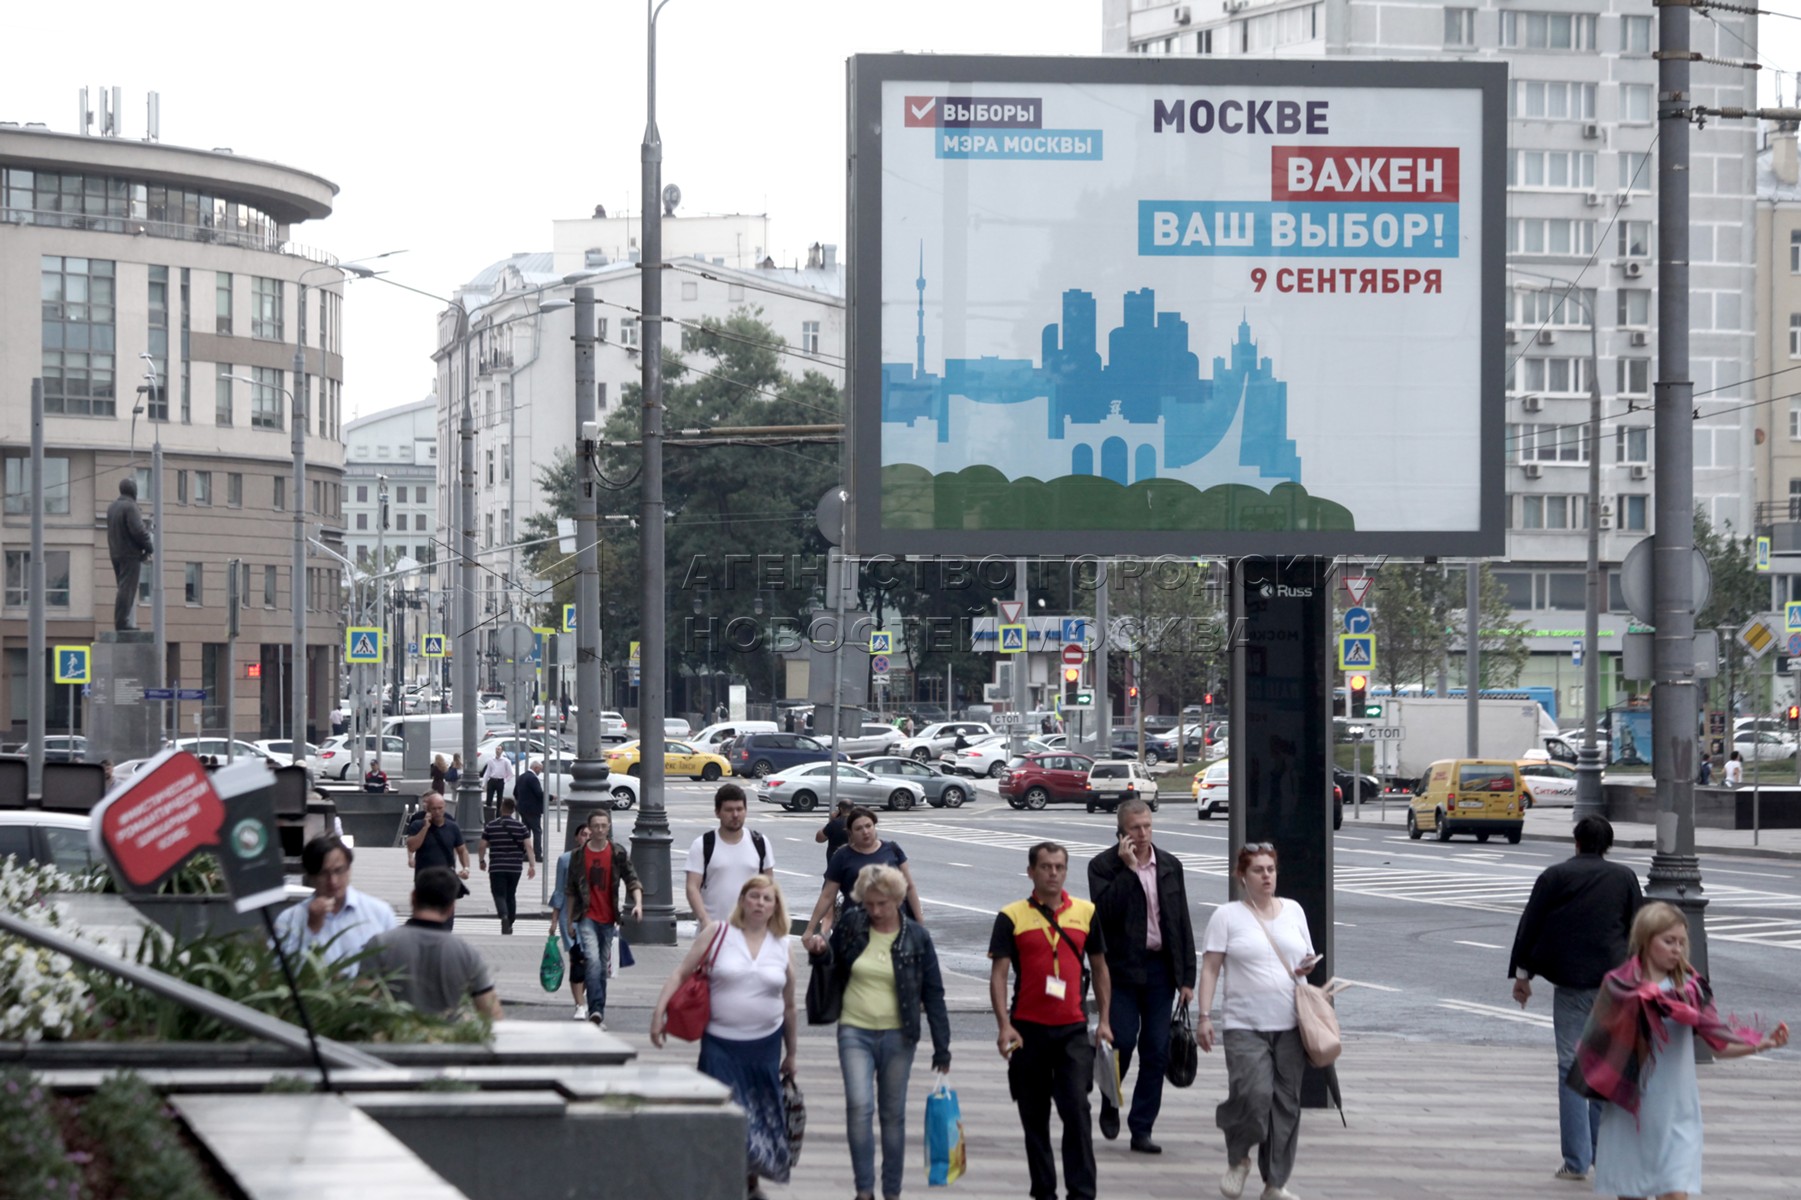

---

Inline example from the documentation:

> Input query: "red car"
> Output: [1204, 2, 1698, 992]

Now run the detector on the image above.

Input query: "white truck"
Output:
[1365, 697, 1558, 788]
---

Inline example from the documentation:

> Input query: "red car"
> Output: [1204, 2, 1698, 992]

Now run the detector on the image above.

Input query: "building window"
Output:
[1615, 426, 1649, 462]
[1790, 314, 1801, 358]
[239, 561, 251, 609]
[356, 512, 367, 531]
[1507, 218, 1596, 257]
[484, 513, 494, 548]
[1617, 289, 1651, 328]
[1511, 287, 1594, 326]
[147, 266, 169, 421]
[1618, 221, 1651, 259]
[801, 321, 821, 354]
[251, 276, 284, 340]
[1500, 11, 1598, 51]
[1509, 81, 1596, 121]
[1618, 151, 1652, 193]
[215, 363, 233, 425]
[264, 565, 278, 607]
[184, 562, 203, 605]
[1621, 14, 1652, 53]
[620, 317, 639, 348]
[414, 513, 427, 532]
[3, 457, 71, 515]
[1521, 494, 1587, 530]
[251, 366, 284, 430]
[175, 469, 187, 505]
[1617, 494, 1648, 531]
[1617, 357, 1651, 396]
[1513, 422, 1590, 463]
[680, 326, 700, 352]
[596, 317, 609, 343]
[227, 473, 242, 507]
[1506, 356, 1592, 396]
[3, 551, 71, 608]
[727, 284, 745, 302]
[1444, 7, 1475, 46]
[1792, 231, 1801, 274]
[40, 255, 117, 416]
[680, 281, 698, 301]
[273, 475, 286, 511]
[1507, 150, 1596, 190]
[485, 449, 494, 485]
[194, 470, 212, 507]
[1621, 84, 1654, 124]
[216, 271, 232, 334]
[356, 485, 368, 503]
[415, 486, 428, 504]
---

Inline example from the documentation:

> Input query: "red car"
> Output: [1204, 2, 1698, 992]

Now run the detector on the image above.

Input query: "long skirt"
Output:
[699, 1028, 792, 1183]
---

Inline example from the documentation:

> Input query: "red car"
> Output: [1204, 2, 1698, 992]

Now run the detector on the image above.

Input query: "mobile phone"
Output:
[1298, 953, 1323, 972]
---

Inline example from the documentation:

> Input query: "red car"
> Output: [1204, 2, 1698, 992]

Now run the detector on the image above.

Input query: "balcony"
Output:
[1756, 501, 1801, 553]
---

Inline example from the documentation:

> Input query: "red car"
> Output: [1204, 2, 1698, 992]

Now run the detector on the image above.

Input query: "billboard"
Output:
[848, 55, 1506, 557]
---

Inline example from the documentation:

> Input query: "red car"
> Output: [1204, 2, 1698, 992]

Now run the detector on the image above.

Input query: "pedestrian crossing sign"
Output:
[869, 630, 892, 654]
[999, 623, 1026, 653]
[346, 626, 382, 664]
[422, 634, 446, 658]
[563, 603, 577, 633]
[54, 645, 90, 685]
[1787, 602, 1801, 633]
[1337, 633, 1375, 671]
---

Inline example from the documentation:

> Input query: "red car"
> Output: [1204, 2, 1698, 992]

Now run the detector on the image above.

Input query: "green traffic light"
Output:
[1365, 703, 1383, 718]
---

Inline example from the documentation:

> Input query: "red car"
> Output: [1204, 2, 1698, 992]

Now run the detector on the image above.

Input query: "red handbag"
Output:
[666, 925, 728, 1042]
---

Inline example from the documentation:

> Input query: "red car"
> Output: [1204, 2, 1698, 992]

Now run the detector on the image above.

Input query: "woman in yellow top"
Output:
[808, 865, 952, 1200]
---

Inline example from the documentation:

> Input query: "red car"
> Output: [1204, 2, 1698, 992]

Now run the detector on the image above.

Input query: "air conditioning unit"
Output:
[1585, 192, 1603, 207]
[1616, 191, 1633, 206]
[1630, 330, 1650, 346]
[1522, 395, 1544, 412]
[1174, 3, 1192, 23]
[1523, 463, 1544, 479]
[1223, 0, 1248, 12]
[1630, 464, 1649, 480]
[1582, 123, 1601, 140]
[1506, 329, 1521, 344]
[1624, 261, 1645, 278]
[1598, 510, 1615, 531]
[1537, 329, 1557, 345]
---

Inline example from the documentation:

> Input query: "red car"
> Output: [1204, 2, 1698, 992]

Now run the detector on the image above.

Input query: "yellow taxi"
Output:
[604, 739, 731, 782]
[1407, 758, 1528, 844]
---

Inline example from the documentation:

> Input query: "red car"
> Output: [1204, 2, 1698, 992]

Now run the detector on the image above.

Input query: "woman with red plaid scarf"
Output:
[1573, 902, 1787, 1198]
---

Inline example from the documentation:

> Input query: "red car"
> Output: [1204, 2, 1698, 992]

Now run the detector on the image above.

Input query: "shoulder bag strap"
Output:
[1246, 900, 1298, 974]
[701, 923, 729, 974]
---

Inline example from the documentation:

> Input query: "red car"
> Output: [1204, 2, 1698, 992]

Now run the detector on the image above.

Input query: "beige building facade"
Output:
[1756, 130, 1801, 605]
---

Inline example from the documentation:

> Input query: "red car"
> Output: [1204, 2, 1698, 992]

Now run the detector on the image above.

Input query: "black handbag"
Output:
[1166, 999, 1199, 1088]
[805, 951, 842, 1025]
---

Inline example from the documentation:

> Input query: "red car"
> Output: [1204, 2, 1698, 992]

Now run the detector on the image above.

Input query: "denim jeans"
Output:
[1552, 985, 1603, 1174]
[837, 1025, 915, 1197]
[576, 918, 615, 1019]
[1106, 954, 1176, 1138]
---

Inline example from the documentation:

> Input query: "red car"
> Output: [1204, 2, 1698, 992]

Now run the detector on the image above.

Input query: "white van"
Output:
[691, 720, 778, 751]
[381, 713, 474, 766]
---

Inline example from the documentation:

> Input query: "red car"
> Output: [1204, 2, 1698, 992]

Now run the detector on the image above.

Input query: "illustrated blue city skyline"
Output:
[881, 246, 1303, 486]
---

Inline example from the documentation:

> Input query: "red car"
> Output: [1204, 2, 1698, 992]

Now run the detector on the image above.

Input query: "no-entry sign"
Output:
[1062, 643, 1086, 666]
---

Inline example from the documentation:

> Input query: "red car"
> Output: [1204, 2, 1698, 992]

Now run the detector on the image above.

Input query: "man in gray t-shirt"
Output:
[365, 867, 503, 1020]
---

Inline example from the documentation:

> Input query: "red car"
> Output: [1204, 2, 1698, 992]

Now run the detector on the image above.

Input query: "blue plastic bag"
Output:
[924, 1077, 965, 1187]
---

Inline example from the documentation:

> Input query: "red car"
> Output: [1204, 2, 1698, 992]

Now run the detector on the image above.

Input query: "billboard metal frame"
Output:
[847, 53, 1507, 559]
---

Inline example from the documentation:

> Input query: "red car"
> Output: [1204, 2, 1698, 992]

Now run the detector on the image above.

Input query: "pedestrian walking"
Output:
[989, 841, 1113, 1200]
[651, 874, 798, 1199]
[566, 809, 643, 1028]
[684, 782, 774, 923]
[1724, 750, 1743, 787]
[815, 796, 855, 867]
[1087, 797, 1196, 1154]
[548, 821, 593, 1019]
[806, 865, 952, 1200]
[430, 754, 448, 795]
[272, 835, 396, 973]
[1198, 843, 1321, 1200]
[1574, 902, 1787, 1199]
[1507, 815, 1643, 1181]
[513, 758, 548, 852]
[803, 807, 923, 943]
[446, 754, 463, 788]
[478, 797, 537, 935]
[403, 792, 470, 928]
[481, 749, 513, 811]
[364, 867, 503, 1021]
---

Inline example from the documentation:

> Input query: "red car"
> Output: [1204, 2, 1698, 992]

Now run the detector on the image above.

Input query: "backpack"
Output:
[702, 829, 769, 884]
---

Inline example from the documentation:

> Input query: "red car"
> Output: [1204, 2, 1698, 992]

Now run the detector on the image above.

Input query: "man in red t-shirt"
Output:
[563, 810, 642, 1027]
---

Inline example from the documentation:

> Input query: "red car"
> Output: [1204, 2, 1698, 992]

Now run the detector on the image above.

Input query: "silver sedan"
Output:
[756, 762, 927, 813]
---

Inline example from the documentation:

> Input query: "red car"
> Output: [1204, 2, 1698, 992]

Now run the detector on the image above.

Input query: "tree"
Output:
[1367, 563, 1529, 692]
[1695, 508, 1767, 713]
[1112, 564, 1224, 763]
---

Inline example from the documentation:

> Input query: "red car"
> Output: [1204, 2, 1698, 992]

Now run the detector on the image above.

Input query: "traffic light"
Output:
[1127, 685, 1139, 702]
[1788, 704, 1799, 732]
[1348, 674, 1369, 719]
[1364, 697, 1383, 719]
[1204, 693, 1214, 706]
[1064, 666, 1081, 705]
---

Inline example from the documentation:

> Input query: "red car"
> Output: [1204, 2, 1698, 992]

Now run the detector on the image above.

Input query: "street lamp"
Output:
[229, 370, 306, 751]
[1509, 269, 1605, 820]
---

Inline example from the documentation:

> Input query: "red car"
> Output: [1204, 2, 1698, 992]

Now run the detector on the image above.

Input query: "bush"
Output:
[75, 1074, 219, 1200]
[0, 1067, 83, 1199]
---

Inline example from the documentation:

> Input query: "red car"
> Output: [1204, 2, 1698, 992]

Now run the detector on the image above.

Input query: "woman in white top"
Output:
[1197, 843, 1321, 1200]
[652, 873, 798, 1200]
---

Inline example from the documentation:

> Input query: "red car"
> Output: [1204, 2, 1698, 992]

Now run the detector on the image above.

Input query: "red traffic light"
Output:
[1204, 693, 1214, 706]
[1063, 667, 1081, 683]
[1348, 674, 1368, 691]
[1128, 685, 1139, 699]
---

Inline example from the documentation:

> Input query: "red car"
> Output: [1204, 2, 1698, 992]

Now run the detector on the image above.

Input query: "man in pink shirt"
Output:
[1087, 797, 1196, 1154]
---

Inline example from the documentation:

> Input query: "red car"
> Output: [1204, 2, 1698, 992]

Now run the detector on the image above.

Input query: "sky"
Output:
[2, 0, 1096, 421]
[4, 2, 1798, 422]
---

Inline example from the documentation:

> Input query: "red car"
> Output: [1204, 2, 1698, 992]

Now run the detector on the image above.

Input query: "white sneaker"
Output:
[1220, 1159, 1253, 1199]
[572, 1005, 586, 1020]
[1259, 1186, 1300, 1200]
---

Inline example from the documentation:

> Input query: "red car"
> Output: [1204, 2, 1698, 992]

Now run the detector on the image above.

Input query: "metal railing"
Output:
[1, 207, 336, 265]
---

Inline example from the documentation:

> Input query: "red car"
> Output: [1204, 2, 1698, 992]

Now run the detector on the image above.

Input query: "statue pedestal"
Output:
[90, 631, 160, 767]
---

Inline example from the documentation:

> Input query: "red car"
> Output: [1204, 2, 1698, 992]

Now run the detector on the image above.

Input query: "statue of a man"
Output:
[106, 478, 155, 631]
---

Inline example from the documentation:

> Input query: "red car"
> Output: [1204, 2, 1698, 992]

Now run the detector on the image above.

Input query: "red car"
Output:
[1001, 752, 1097, 810]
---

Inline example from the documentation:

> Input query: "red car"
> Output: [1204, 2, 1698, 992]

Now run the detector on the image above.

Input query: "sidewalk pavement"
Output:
[346, 847, 1801, 1200]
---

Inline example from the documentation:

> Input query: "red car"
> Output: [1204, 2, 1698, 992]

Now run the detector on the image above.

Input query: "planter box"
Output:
[128, 894, 283, 942]
[1602, 781, 1801, 830]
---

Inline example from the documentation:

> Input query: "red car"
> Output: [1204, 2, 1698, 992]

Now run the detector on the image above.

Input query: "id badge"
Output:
[1044, 975, 1068, 1001]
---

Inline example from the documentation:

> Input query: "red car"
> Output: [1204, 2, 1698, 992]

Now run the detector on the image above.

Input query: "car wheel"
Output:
[1006, 795, 1025, 809]
[1086, 803, 1097, 814]
[1506, 829, 1523, 845]
[987, 760, 1006, 779]
[1148, 798, 1159, 812]
[1476, 831, 1491, 843]
[1435, 810, 1453, 841]
[1406, 811, 1422, 840]
[1144, 749, 1162, 766]
[889, 789, 916, 812]
[610, 786, 636, 809]
[911, 747, 931, 763]
[791, 790, 817, 813]
[1333, 804, 1342, 831]
[752, 759, 775, 779]
[1197, 806, 1211, 820]
[701, 763, 722, 782]
[942, 785, 967, 809]
[926, 794, 945, 808]
[627, 764, 641, 777]
[1024, 787, 1050, 811]
[338, 764, 351, 780]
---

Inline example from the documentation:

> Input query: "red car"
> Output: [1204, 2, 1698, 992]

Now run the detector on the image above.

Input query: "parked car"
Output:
[1517, 759, 1579, 807]
[1331, 765, 1382, 805]
[1000, 753, 1097, 810]
[604, 739, 730, 781]
[690, 720, 778, 751]
[835, 723, 905, 759]
[1732, 728, 1797, 762]
[1085, 760, 1159, 813]
[0, 736, 88, 763]
[1194, 762, 1231, 818]
[859, 756, 972, 808]
[475, 735, 578, 778]
[664, 717, 693, 738]
[1141, 726, 1208, 765]
[598, 711, 630, 743]
[756, 762, 926, 813]
[0, 810, 95, 875]
[941, 736, 1050, 778]
[729, 732, 850, 779]
[897, 721, 994, 763]
[317, 734, 408, 780]
[254, 739, 325, 776]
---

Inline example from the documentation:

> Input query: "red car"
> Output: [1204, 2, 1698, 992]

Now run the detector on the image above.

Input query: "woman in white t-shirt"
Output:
[1197, 844, 1321, 1200]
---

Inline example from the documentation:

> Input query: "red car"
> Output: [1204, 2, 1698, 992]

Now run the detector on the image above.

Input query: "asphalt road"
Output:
[625, 776, 1801, 1056]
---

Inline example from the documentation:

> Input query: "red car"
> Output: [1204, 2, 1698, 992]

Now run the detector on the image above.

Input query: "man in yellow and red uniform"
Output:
[990, 841, 1113, 1200]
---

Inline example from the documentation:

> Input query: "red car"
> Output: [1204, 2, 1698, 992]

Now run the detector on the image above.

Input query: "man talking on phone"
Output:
[1087, 797, 1196, 1155]
[272, 835, 397, 974]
